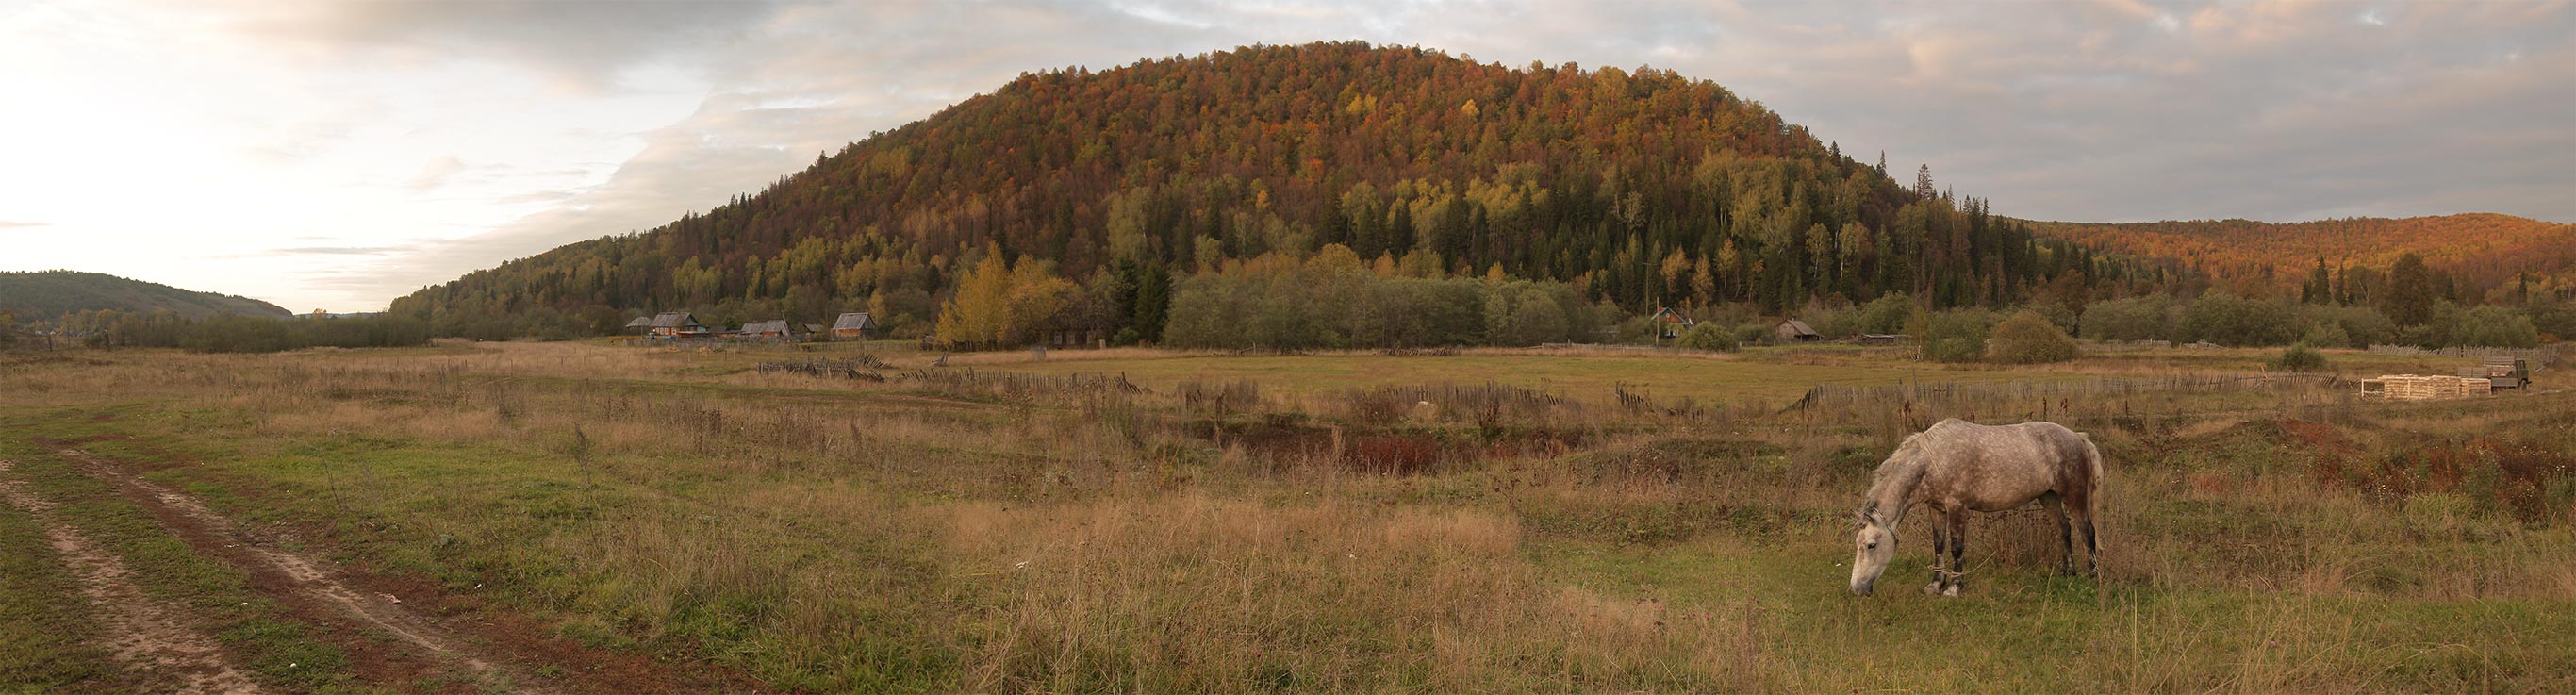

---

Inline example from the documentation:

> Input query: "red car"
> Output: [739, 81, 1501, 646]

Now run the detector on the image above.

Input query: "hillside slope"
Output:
[2027, 214, 2576, 300]
[395, 42, 2170, 336]
[0, 271, 291, 321]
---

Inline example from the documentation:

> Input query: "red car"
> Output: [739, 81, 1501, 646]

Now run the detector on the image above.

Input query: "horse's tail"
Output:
[2078, 431, 2106, 552]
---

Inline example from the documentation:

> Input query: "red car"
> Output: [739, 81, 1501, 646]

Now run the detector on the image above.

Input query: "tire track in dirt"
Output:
[0, 459, 264, 695]
[53, 449, 544, 693]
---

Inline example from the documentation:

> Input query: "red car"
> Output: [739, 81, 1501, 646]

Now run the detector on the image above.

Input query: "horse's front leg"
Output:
[1940, 510, 1968, 597]
[1924, 520, 1950, 596]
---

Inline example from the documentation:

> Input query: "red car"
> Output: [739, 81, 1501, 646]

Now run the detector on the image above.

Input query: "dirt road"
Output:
[49, 448, 544, 692]
[0, 458, 264, 694]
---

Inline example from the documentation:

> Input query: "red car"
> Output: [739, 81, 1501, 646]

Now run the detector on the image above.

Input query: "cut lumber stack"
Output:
[2361, 374, 2492, 401]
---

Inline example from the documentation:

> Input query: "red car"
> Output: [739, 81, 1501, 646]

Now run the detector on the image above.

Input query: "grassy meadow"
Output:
[1, 340, 2571, 692]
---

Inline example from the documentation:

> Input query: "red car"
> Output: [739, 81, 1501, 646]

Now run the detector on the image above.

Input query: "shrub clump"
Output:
[2271, 343, 2330, 372]
[1987, 310, 2080, 364]
[1674, 322, 1738, 352]
[1920, 309, 1995, 363]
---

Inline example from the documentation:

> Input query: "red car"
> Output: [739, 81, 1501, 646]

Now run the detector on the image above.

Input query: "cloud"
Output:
[270, 246, 407, 256]
[408, 156, 468, 191]
[203, 0, 780, 91]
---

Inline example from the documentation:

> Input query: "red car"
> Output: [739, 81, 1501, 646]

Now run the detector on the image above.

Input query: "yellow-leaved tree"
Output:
[935, 253, 1013, 347]
[935, 249, 1079, 348]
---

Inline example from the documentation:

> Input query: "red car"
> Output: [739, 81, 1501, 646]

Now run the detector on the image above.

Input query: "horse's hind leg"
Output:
[2075, 506, 2100, 577]
[2042, 492, 2075, 576]
[1940, 511, 1968, 597]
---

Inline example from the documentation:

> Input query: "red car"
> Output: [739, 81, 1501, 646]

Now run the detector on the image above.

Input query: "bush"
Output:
[2301, 304, 2395, 347]
[2078, 295, 2177, 341]
[2450, 306, 2541, 348]
[2299, 323, 2353, 351]
[1921, 309, 1994, 363]
[2179, 293, 2299, 346]
[2271, 343, 2330, 372]
[1988, 310, 2079, 364]
[1732, 323, 1769, 345]
[1854, 292, 1914, 335]
[1674, 323, 1737, 352]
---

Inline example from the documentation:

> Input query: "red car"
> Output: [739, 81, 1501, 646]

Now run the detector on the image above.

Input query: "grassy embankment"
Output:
[1, 341, 2570, 692]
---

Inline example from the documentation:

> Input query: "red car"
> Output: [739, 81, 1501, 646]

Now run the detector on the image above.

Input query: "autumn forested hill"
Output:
[0, 271, 290, 322]
[391, 41, 2180, 339]
[2026, 214, 2576, 302]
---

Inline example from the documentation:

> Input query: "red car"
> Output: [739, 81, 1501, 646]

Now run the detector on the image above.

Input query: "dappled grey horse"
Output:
[1848, 419, 2104, 597]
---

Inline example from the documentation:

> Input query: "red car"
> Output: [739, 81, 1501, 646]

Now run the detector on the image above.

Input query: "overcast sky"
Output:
[3, 0, 2568, 312]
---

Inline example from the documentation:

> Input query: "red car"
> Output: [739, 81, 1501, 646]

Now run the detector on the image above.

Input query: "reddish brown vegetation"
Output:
[2031, 214, 2576, 299]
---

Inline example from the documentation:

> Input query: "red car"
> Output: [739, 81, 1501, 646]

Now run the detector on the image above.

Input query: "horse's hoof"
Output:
[1924, 582, 1943, 596]
[1940, 585, 1962, 598]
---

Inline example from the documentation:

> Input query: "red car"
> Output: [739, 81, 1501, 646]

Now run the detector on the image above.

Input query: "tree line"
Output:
[58, 310, 431, 354]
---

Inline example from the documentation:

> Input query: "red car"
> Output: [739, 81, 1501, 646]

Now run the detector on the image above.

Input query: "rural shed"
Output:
[831, 312, 878, 340]
[648, 311, 709, 338]
[738, 319, 798, 339]
[1774, 318, 1821, 342]
[621, 316, 652, 334]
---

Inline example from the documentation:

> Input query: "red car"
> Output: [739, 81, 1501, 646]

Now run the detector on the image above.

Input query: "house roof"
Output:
[1777, 319, 1818, 336]
[649, 312, 702, 329]
[623, 316, 652, 328]
[740, 320, 792, 334]
[832, 312, 876, 330]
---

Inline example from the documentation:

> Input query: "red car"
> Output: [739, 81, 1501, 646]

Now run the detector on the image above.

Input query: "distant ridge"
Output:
[2025, 213, 2576, 293]
[396, 41, 2167, 332]
[0, 271, 292, 320]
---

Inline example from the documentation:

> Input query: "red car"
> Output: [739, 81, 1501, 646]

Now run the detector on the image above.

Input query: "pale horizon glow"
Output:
[3, 0, 2569, 312]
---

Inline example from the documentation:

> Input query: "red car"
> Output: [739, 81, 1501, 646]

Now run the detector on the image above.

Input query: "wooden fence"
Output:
[1781, 372, 2350, 437]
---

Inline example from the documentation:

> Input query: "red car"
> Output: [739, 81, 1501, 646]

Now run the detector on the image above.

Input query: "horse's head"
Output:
[1849, 503, 1896, 596]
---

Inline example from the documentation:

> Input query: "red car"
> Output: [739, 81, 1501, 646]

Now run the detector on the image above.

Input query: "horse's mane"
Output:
[1859, 423, 1949, 521]
[1869, 420, 1966, 483]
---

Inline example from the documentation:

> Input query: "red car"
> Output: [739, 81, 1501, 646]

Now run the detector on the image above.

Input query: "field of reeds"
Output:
[1, 340, 2571, 692]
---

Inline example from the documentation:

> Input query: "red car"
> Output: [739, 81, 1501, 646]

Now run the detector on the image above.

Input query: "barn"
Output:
[1773, 318, 1821, 343]
[738, 319, 798, 339]
[831, 312, 878, 340]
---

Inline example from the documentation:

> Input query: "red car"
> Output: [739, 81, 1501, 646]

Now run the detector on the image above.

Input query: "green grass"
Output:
[0, 482, 114, 693]
[1530, 534, 2576, 691]
[0, 430, 360, 693]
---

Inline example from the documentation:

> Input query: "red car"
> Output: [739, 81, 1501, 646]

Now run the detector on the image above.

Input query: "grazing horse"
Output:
[1847, 419, 2104, 597]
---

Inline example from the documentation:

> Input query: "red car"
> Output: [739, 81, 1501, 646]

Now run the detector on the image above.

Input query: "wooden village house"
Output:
[831, 312, 878, 340]
[1651, 307, 1693, 341]
[647, 312, 710, 339]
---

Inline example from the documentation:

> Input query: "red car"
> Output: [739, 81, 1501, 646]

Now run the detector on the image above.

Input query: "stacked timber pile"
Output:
[2359, 374, 2492, 401]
